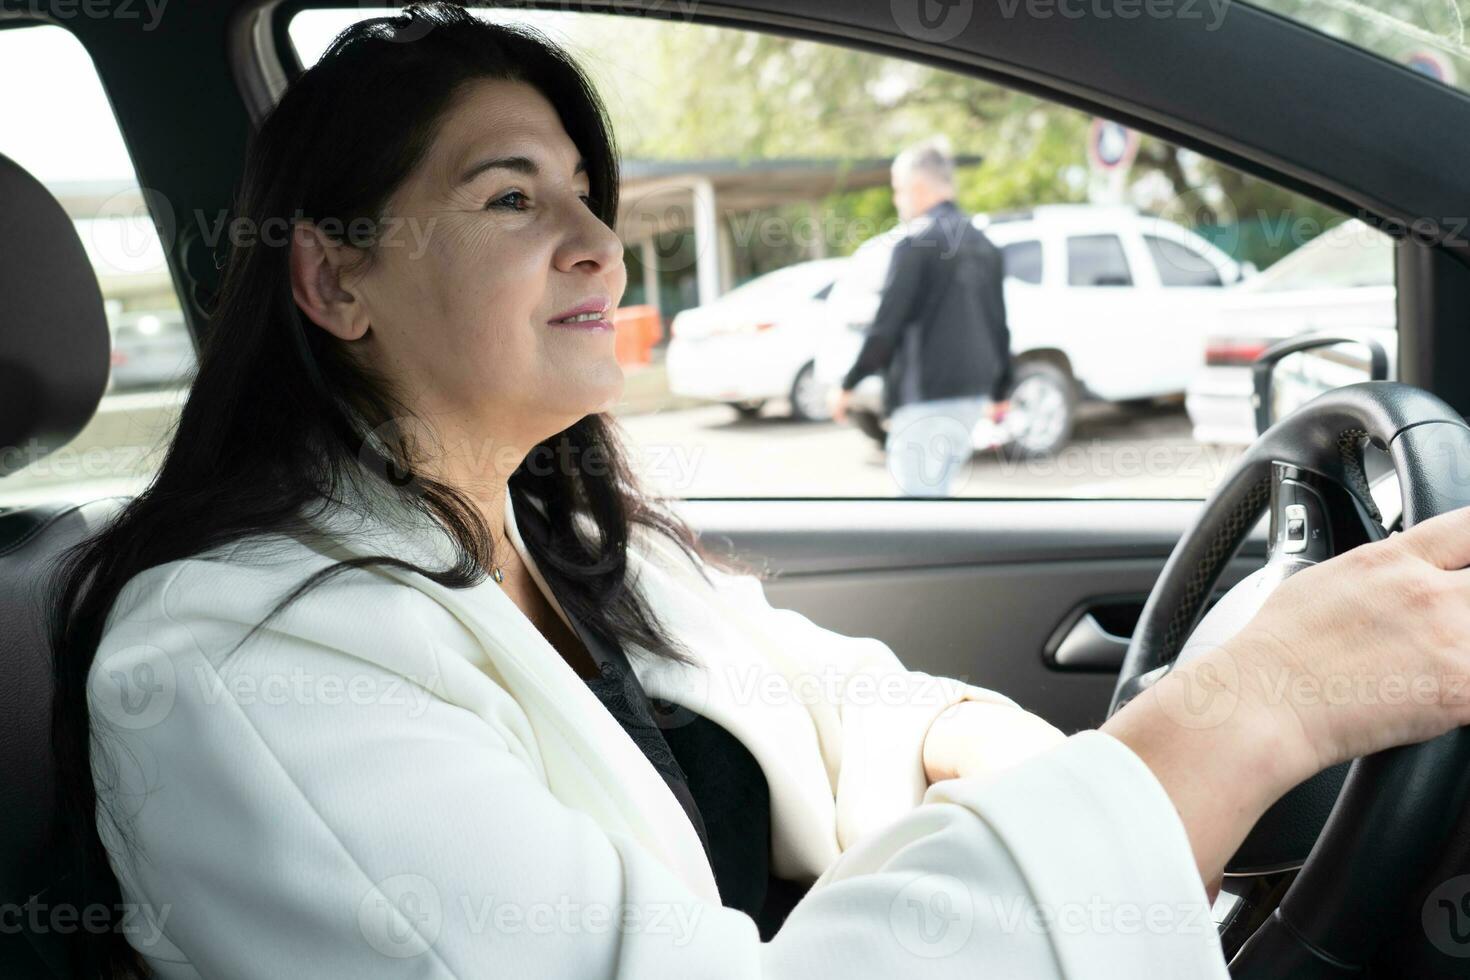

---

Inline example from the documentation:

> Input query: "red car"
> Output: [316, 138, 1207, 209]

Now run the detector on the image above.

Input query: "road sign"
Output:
[1087, 118, 1140, 173]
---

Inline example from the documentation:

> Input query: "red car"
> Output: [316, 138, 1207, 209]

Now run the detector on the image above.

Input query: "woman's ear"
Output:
[289, 221, 371, 341]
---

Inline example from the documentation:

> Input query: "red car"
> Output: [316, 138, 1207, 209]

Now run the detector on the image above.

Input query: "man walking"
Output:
[830, 136, 1012, 497]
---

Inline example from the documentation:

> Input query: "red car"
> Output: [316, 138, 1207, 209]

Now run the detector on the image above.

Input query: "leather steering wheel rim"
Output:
[1107, 380, 1470, 977]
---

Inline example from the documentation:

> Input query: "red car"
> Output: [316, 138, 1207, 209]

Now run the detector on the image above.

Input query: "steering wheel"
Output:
[1108, 381, 1470, 977]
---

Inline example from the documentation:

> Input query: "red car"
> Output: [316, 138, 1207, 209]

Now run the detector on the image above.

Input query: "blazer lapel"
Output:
[299, 480, 722, 903]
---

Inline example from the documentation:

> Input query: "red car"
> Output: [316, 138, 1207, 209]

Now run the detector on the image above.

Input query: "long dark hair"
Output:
[47, 4, 752, 975]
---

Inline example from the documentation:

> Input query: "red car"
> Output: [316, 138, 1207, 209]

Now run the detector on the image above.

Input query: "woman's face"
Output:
[299, 77, 627, 476]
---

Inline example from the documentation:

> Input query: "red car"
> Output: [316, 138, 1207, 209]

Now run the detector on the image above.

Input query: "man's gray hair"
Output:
[892, 135, 956, 189]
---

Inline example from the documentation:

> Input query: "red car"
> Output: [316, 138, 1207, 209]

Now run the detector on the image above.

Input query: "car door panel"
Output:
[673, 498, 1266, 734]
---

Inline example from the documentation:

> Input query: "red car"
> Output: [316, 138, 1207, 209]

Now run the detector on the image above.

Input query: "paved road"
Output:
[617, 398, 1246, 499]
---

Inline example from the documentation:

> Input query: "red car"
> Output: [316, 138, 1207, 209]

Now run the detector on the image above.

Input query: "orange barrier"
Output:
[612, 304, 662, 366]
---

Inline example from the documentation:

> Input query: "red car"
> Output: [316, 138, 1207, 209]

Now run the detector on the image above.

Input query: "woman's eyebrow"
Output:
[456, 154, 588, 187]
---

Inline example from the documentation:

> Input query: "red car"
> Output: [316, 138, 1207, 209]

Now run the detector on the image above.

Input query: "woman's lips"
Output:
[548, 315, 613, 331]
[548, 295, 612, 323]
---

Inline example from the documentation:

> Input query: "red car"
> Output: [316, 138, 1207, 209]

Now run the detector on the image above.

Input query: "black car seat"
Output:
[0, 150, 131, 978]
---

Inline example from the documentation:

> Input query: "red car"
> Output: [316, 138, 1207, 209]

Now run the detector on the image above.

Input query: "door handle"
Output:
[1047, 611, 1131, 670]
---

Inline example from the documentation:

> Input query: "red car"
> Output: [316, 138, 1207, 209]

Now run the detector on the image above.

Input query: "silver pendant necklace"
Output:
[489, 530, 509, 584]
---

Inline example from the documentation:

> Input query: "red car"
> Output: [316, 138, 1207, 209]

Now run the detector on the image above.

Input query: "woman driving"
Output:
[48, 4, 1470, 977]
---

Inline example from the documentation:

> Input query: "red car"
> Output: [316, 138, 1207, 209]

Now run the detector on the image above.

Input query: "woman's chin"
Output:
[574, 369, 625, 417]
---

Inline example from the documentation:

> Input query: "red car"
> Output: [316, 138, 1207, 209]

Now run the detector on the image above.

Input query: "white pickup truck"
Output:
[814, 203, 1251, 456]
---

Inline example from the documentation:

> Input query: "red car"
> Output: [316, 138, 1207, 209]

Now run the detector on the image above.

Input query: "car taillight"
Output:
[1205, 338, 1272, 367]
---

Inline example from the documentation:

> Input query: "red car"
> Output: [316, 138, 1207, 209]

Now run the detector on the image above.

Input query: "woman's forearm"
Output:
[1097, 644, 1318, 894]
[922, 698, 1068, 784]
[922, 643, 1320, 899]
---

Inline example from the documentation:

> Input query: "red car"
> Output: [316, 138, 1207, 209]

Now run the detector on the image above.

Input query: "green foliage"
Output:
[564, 14, 1347, 271]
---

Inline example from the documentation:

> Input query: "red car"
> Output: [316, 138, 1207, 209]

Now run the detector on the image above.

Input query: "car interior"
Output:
[6, 0, 1470, 976]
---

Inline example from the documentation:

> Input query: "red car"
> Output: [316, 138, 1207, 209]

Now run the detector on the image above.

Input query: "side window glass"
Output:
[0, 25, 189, 506]
[284, 9, 1399, 502]
[1146, 234, 1223, 287]
[1066, 235, 1133, 287]
[1001, 240, 1042, 284]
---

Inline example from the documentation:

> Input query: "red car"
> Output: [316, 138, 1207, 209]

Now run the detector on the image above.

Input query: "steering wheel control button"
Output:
[1282, 503, 1308, 554]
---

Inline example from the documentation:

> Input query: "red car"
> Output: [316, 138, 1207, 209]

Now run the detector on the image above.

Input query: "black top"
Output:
[514, 502, 808, 939]
[839, 198, 1012, 414]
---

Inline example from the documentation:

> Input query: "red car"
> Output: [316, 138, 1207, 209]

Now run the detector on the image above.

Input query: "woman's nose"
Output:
[557, 198, 624, 272]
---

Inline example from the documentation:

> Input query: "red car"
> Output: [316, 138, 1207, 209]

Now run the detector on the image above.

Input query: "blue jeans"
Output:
[884, 394, 993, 497]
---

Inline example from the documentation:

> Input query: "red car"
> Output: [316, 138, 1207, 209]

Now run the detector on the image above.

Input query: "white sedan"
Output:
[664, 258, 849, 421]
[1185, 219, 1396, 446]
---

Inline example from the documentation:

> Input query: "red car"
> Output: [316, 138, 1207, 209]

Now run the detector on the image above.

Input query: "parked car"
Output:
[664, 257, 849, 420]
[814, 203, 1249, 456]
[1184, 218, 1396, 446]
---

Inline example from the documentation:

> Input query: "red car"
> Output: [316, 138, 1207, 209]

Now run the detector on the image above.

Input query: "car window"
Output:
[1066, 234, 1133, 287]
[1001, 240, 1043, 284]
[1145, 235, 1223, 287]
[0, 24, 191, 507]
[1243, 219, 1394, 292]
[285, 8, 1396, 502]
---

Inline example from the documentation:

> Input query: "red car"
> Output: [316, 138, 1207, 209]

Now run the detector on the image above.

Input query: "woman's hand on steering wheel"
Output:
[1100, 504, 1470, 899]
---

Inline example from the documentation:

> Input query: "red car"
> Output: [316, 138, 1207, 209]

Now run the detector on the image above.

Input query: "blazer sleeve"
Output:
[689, 558, 1069, 851]
[91, 558, 1228, 979]
[840, 235, 929, 392]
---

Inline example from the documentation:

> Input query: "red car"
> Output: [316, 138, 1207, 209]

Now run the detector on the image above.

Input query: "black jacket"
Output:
[840, 199, 1012, 416]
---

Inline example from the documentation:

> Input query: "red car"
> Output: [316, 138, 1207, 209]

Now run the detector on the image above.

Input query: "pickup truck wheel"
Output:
[1001, 361, 1076, 458]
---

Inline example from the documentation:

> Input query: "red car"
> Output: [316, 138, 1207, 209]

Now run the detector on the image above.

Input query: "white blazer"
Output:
[89, 479, 1230, 978]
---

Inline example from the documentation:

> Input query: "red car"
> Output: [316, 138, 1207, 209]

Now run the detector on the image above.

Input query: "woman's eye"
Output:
[486, 190, 529, 211]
